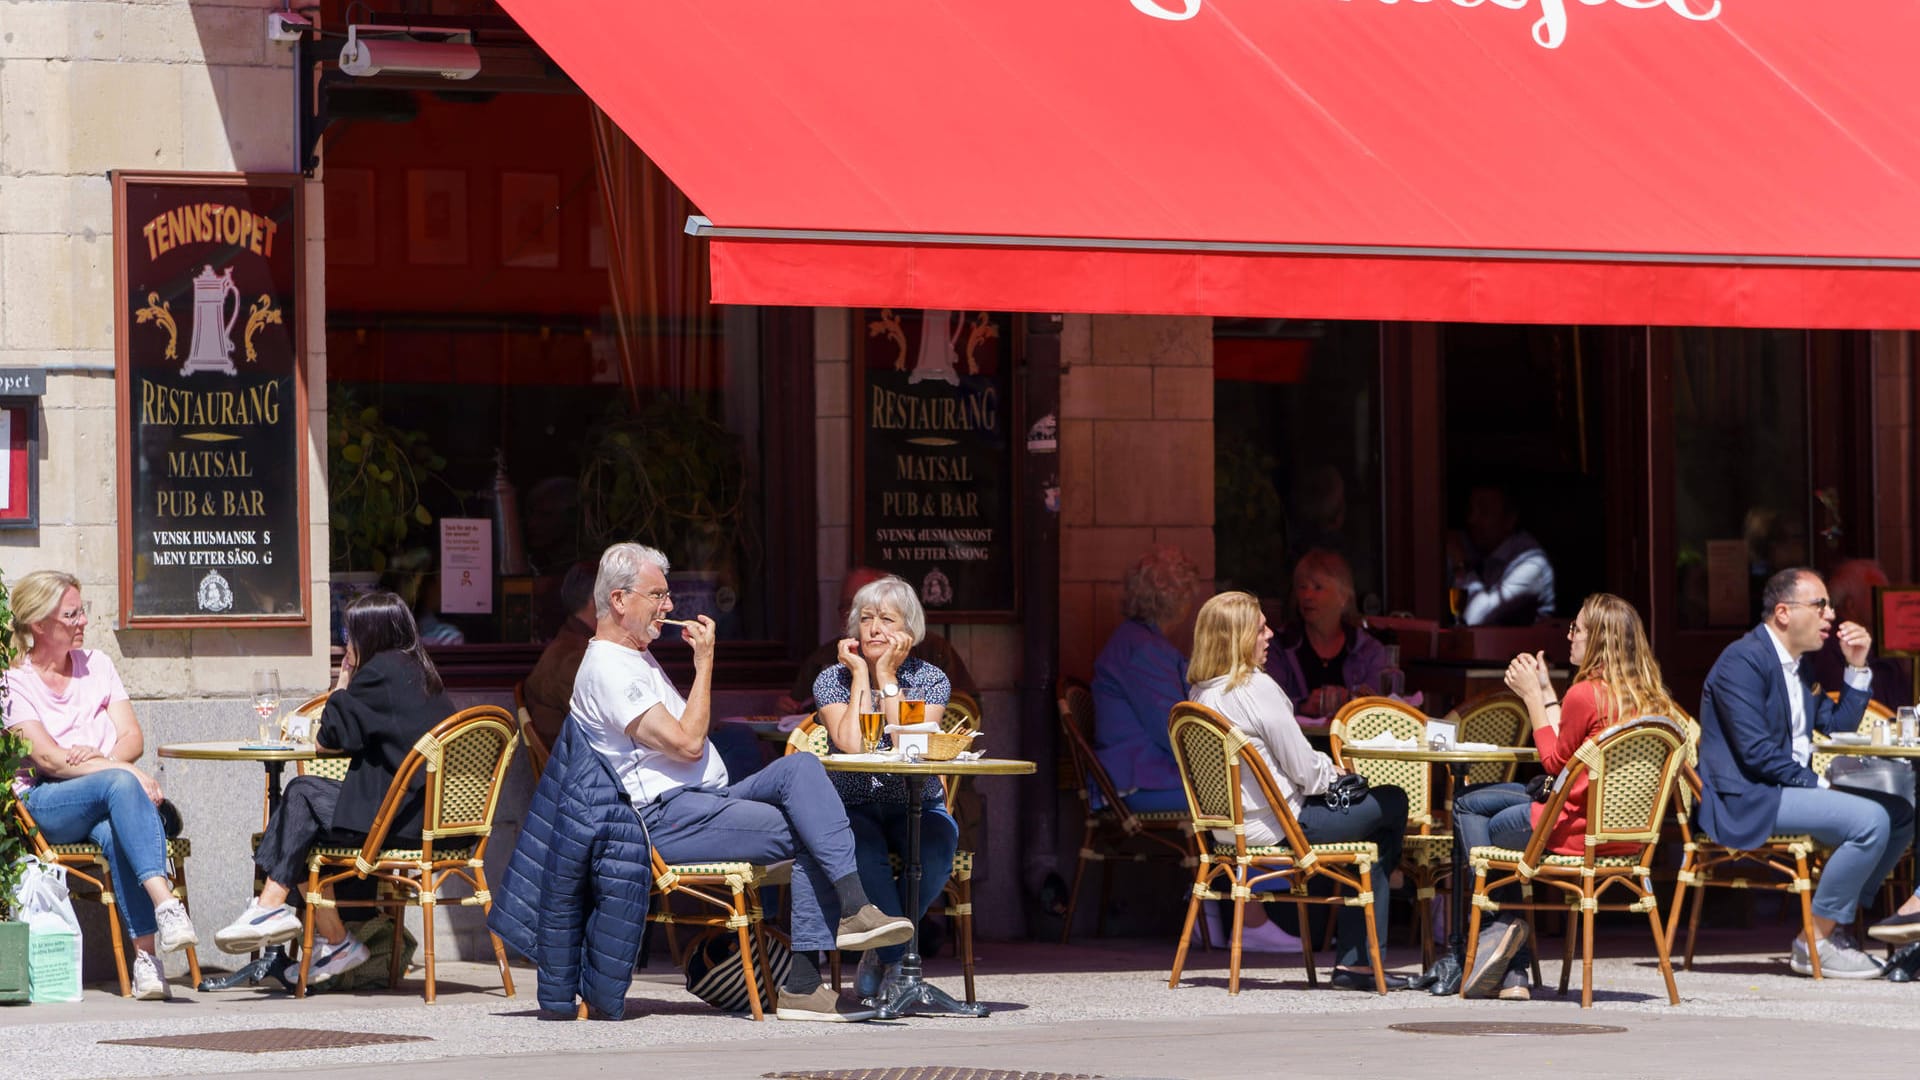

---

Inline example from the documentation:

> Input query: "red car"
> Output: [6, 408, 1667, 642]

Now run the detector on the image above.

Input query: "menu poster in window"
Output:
[440, 518, 493, 614]
[114, 173, 308, 626]
[856, 309, 1018, 620]
[1877, 587, 1920, 655]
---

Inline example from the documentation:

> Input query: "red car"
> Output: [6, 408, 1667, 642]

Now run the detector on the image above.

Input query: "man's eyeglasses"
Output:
[1781, 598, 1832, 613]
[614, 588, 672, 604]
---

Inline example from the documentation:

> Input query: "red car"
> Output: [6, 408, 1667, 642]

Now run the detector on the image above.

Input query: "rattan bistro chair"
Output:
[1450, 691, 1532, 788]
[1462, 716, 1688, 1008]
[1329, 696, 1450, 966]
[1166, 701, 1391, 995]
[295, 705, 520, 1003]
[647, 848, 780, 1020]
[1668, 698, 1900, 978]
[1055, 680, 1193, 945]
[11, 800, 202, 997]
[511, 681, 553, 779]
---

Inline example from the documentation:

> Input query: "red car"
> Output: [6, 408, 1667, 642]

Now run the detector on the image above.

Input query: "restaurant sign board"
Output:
[114, 172, 309, 627]
[855, 309, 1019, 620]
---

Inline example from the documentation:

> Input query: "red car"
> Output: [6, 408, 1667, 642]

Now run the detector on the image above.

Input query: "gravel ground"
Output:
[6, 929, 1919, 1080]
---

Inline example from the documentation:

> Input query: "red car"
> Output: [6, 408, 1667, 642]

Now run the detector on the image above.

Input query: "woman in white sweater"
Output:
[1188, 590, 1412, 992]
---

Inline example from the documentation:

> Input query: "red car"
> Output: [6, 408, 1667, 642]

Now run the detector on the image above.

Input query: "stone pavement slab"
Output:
[2, 932, 1915, 1080]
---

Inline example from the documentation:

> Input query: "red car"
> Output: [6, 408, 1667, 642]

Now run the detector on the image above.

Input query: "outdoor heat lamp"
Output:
[338, 24, 481, 80]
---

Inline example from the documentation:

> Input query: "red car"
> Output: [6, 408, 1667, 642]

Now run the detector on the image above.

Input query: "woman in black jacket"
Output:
[213, 591, 456, 984]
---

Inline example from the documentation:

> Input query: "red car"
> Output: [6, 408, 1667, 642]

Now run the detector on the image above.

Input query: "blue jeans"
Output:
[1773, 785, 1910, 923]
[24, 770, 170, 939]
[1453, 783, 1536, 855]
[845, 801, 959, 963]
[639, 753, 856, 953]
[1119, 787, 1190, 814]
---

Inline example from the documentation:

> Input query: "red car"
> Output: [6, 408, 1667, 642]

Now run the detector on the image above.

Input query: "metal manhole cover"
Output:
[100, 1028, 433, 1054]
[1390, 1021, 1627, 1037]
[766, 1072, 1102, 1080]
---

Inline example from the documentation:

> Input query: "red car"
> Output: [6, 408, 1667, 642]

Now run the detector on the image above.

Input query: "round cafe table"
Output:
[1811, 739, 1920, 758]
[157, 740, 345, 992]
[1340, 744, 1539, 996]
[819, 755, 1035, 1019]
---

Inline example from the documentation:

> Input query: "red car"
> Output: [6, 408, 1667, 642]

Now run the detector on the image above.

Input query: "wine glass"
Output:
[251, 669, 283, 744]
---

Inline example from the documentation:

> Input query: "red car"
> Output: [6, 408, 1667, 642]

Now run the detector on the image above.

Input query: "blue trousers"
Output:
[638, 753, 856, 952]
[24, 770, 170, 939]
[1453, 783, 1536, 855]
[846, 801, 958, 962]
[1773, 785, 1913, 923]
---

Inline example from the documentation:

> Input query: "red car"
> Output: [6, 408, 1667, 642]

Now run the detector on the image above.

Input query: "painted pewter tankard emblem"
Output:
[182, 264, 242, 376]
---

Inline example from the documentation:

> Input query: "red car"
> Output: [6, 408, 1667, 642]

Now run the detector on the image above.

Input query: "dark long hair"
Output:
[343, 590, 444, 695]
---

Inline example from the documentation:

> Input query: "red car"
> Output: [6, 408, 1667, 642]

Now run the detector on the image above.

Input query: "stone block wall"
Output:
[1058, 314, 1215, 682]
[1, 0, 331, 974]
[0, 0, 328, 700]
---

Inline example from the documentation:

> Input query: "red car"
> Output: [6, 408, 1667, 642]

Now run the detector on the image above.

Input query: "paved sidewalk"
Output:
[3, 929, 1916, 1080]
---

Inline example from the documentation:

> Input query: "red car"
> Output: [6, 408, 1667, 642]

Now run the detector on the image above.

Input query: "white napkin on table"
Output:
[1452, 741, 1500, 753]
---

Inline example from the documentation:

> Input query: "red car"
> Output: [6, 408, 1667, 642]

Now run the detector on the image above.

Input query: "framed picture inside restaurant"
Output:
[112, 171, 310, 627]
[1877, 586, 1920, 655]
[853, 309, 1020, 621]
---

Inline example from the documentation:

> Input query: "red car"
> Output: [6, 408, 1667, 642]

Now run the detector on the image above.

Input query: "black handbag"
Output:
[1525, 774, 1555, 804]
[1325, 772, 1371, 812]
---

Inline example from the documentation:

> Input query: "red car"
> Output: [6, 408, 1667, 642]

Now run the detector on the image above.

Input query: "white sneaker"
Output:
[1790, 935, 1885, 979]
[132, 949, 171, 1001]
[153, 899, 197, 954]
[1238, 918, 1304, 954]
[306, 936, 371, 985]
[214, 902, 302, 953]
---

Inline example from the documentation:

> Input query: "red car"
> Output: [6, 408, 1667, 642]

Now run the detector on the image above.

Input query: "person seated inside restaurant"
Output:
[570, 542, 913, 1022]
[1807, 558, 1913, 711]
[1091, 545, 1200, 815]
[4, 570, 198, 1000]
[1697, 567, 1914, 980]
[522, 561, 598, 754]
[1453, 593, 1678, 1000]
[813, 574, 959, 1000]
[1187, 590, 1412, 992]
[215, 591, 458, 986]
[1268, 548, 1390, 718]
[1448, 484, 1556, 626]
[778, 567, 977, 715]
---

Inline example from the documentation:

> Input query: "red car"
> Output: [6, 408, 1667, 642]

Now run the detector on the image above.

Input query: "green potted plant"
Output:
[578, 395, 757, 626]
[0, 576, 30, 1003]
[327, 392, 449, 638]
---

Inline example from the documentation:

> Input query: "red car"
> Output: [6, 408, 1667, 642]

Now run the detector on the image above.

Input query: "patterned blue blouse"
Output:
[813, 656, 951, 804]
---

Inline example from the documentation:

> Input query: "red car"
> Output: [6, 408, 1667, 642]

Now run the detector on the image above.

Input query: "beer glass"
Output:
[899, 691, 927, 730]
[860, 690, 885, 754]
[251, 669, 282, 744]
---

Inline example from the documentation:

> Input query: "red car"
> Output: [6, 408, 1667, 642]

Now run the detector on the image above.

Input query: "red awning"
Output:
[499, 1, 1920, 328]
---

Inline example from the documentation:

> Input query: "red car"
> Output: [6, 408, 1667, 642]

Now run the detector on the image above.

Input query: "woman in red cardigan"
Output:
[1452, 592, 1679, 999]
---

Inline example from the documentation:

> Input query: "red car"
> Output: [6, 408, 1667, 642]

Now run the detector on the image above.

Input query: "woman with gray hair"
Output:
[1090, 545, 1200, 815]
[813, 574, 959, 1001]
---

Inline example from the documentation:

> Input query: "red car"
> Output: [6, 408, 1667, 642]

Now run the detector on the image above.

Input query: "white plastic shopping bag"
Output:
[13, 856, 83, 1003]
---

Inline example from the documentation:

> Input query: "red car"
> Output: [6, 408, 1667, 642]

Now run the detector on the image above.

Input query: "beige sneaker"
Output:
[132, 950, 172, 1001]
[835, 904, 913, 951]
[1496, 967, 1531, 1001]
[775, 984, 878, 1022]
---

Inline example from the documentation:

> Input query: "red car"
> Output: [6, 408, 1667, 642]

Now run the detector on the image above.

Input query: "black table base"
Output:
[198, 946, 299, 992]
[871, 781, 987, 1020]
[1418, 761, 1475, 997]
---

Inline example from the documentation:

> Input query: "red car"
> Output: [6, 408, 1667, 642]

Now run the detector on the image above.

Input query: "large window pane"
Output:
[1670, 328, 1809, 629]
[1214, 319, 1383, 613]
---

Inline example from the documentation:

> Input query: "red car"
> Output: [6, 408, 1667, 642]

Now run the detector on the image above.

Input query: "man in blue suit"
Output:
[1698, 567, 1914, 979]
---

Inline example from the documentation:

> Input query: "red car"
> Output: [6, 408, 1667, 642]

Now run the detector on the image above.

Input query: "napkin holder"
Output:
[1425, 718, 1457, 750]
[885, 720, 941, 758]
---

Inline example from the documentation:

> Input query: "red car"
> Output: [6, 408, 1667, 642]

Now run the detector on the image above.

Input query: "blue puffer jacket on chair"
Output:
[489, 717, 653, 1018]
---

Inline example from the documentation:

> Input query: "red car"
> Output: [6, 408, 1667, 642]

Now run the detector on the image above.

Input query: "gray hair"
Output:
[844, 574, 926, 646]
[1122, 545, 1200, 625]
[593, 542, 671, 618]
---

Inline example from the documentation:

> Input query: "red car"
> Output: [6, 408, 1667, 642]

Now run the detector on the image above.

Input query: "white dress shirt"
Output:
[1763, 625, 1871, 780]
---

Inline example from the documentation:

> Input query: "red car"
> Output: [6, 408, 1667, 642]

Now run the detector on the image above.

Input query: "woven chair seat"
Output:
[1210, 840, 1378, 859]
[1404, 834, 1453, 863]
[1470, 845, 1646, 870]
[660, 861, 764, 878]
[1693, 832, 1818, 850]
[1133, 810, 1191, 823]
[883, 849, 973, 875]
[50, 837, 192, 860]
[310, 840, 477, 864]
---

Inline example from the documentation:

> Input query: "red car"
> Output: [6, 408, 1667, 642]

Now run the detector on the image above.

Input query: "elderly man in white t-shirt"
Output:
[569, 543, 912, 1022]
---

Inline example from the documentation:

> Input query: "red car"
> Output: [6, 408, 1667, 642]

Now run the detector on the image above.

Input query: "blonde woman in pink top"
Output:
[4, 570, 196, 999]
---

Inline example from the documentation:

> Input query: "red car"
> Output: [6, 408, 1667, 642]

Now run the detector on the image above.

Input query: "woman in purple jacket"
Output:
[1090, 546, 1200, 814]
[1269, 549, 1389, 717]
